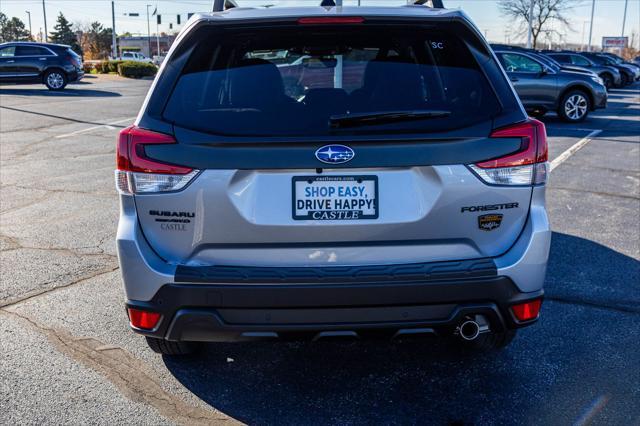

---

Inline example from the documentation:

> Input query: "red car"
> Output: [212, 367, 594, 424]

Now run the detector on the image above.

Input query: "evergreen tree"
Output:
[49, 13, 81, 54]
[0, 12, 31, 42]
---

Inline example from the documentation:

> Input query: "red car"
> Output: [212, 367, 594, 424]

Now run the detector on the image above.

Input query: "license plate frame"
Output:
[292, 175, 379, 221]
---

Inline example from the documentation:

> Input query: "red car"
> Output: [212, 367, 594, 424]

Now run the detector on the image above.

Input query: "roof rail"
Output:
[212, 0, 238, 12]
[412, 0, 445, 8]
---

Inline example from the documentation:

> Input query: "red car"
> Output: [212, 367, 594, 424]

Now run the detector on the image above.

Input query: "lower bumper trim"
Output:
[127, 277, 543, 342]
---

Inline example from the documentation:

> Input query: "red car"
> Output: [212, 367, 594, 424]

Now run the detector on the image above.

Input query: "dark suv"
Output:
[494, 48, 607, 122]
[0, 42, 84, 90]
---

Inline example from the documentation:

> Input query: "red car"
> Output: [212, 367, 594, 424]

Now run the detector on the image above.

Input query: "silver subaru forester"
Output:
[116, 4, 550, 355]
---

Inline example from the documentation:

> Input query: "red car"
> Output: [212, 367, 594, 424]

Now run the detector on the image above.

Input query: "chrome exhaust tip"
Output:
[459, 320, 481, 341]
[456, 315, 490, 341]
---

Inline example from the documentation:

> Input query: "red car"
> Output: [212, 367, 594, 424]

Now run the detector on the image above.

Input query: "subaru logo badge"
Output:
[315, 144, 355, 164]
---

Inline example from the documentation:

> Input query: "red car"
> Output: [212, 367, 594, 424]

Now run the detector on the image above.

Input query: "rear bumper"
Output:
[117, 187, 550, 342]
[593, 85, 608, 109]
[68, 70, 84, 82]
[127, 276, 543, 342]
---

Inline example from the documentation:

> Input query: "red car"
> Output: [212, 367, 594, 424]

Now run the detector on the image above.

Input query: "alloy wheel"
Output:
[564, 94, 588, 121]
[47, 72, 65, 89]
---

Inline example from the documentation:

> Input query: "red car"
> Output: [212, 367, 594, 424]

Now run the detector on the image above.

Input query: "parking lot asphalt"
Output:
[1, 75, 639, 425]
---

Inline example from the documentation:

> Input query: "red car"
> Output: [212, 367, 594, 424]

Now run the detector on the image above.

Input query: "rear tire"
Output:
[459, 329, 517, 351]
[44, 69, 67, 90]
[558, 89, 590, 123]
[601, 73, 613, 90]
[145, 337, 200, 355]
[620, 73, 629, 86]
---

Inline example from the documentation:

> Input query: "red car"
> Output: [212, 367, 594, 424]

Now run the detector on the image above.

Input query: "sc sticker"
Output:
[431, 41, 444, 49]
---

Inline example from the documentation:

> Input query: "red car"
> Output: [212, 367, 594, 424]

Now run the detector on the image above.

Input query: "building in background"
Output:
[118, 35, 176, 57]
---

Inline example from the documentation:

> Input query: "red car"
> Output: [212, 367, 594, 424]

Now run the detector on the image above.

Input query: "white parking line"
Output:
[545, 126, 600, 132]
[55, 117, 136, 139]
[550, 129, 602, 171]
[573, 395, 609, 426]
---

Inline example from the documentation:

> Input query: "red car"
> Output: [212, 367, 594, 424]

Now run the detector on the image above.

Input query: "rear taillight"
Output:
[511, 299, 542, 321]
[469, 119, 548, 186]
[66, 55, 79, 67]
[115, 126, 199, 194]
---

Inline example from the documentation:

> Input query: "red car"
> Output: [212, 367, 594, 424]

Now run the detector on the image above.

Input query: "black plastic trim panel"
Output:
[175, 258, 497, 284]
[127, 276, 544, 342]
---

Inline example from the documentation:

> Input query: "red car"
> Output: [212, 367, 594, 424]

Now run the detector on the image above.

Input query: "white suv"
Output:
[116, 3, 550, 356]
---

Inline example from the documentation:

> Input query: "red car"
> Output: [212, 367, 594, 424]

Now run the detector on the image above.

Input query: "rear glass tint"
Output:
[163, 25, 500, 136]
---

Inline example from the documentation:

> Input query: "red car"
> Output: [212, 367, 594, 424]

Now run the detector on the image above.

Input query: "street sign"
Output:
[602, 37, 628, 48]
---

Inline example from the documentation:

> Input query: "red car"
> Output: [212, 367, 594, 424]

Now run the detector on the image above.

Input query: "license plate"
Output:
[292, 175, 378, 220]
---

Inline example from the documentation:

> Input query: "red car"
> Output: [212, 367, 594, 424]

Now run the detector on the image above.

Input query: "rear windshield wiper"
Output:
[329, 110, 451, 129]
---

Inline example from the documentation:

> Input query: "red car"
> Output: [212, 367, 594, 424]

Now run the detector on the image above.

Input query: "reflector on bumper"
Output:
[511, 299, 542, 321]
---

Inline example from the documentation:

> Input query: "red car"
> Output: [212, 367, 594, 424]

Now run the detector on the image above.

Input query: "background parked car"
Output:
[542, 51, 622, 89]
[597, 52, 640, 81]
[0, 41, 84, 90]
[580, 52, 637, 86]
[117, 51, 153, 63]
[494, 48, 607, 122]
[491, 45, 599, 78]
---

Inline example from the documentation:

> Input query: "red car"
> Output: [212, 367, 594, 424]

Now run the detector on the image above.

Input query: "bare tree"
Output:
[498, 0, 579, 49]
[77, 21, 113, 60]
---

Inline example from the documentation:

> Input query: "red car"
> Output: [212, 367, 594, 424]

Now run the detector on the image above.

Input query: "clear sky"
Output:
[1, 0, 638, 48]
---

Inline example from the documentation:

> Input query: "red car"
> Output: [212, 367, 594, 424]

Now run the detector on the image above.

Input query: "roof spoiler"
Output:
[412, 0, 445, 8]
[212, 0, 238, 12]
[212, 0, 444, 11]
[320, 0, 445, 7]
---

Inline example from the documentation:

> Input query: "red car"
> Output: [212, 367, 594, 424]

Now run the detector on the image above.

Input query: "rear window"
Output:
[548, 54, 570, 63]
[163, 24, 500, 136]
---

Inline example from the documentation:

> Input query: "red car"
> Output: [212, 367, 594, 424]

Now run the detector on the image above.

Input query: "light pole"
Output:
[156, 19, 160, 57]
[111, 1, 117, 59]
[587, 0, 595, 51]
[621, 0, 628, 37]
[146, 5, 152, 57]
[619, 0, 628, 55]
[25, 11, 32, 40]
[42, 0, 48, 42]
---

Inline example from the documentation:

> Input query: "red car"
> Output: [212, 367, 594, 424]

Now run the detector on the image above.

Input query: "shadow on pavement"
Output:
[545, 232, 640, 313]
[0, 87, 121, 97]
[539, 82, 640, 136]
[163, 232, 639, 424]
[540, 112, 639, 137]
[0, 104, 128, 127]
